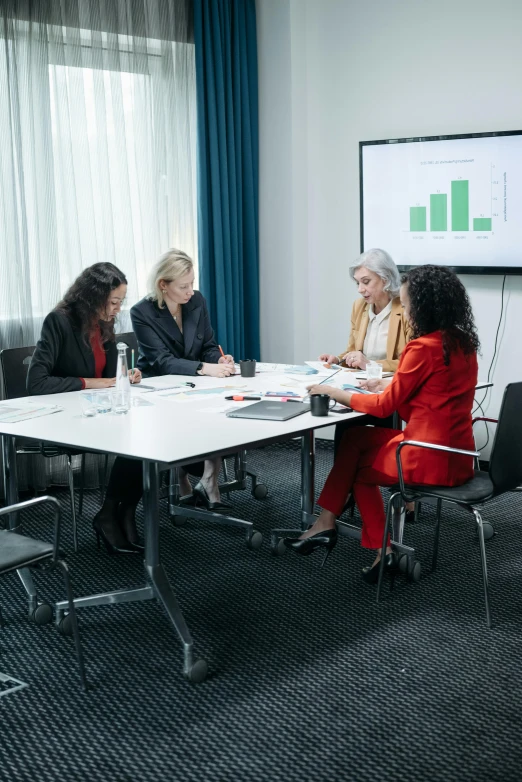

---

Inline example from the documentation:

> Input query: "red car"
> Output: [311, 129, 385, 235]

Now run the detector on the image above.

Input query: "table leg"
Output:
[2, 435, 39, 615]
[300, 430, 315, 530]
[143, 460, 207, 683]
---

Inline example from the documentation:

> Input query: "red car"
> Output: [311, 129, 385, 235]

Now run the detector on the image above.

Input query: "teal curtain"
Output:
[194, 0, 260, 360]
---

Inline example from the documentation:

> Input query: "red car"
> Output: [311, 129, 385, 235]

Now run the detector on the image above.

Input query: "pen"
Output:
[225, 395, 261, 401]
[131, 349, 136, 383]
[218, 345, 226, 359]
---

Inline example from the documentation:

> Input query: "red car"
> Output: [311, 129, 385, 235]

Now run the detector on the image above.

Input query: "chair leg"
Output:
[222, 459, 229, 483]
[67, 456, 78, 553]
[473, 507, 492, 628]
[78, 454, 86, 516]
[431, 499, 442, 571]
[377, 491, 400, 602]
[55, 559, 88, 690]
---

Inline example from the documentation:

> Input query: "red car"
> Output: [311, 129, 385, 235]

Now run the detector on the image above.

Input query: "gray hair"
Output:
[148, 248, 194, 308]
[349, 248, 401, 298]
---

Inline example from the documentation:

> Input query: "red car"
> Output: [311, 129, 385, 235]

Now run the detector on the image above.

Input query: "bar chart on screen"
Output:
[362, 134, 522, 269]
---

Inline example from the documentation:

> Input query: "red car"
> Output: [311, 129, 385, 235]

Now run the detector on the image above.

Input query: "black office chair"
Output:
[0, 346, 109, 544]
[0, 346, 83, 549]
[0, 495, 87, 690]
[377, 382, 522, 627]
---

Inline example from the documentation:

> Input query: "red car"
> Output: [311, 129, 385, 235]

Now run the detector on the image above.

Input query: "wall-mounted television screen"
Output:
[360, 130, 522, 274]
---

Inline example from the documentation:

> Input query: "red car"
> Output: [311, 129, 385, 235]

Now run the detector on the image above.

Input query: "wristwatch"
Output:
[196, 362, 204, 375]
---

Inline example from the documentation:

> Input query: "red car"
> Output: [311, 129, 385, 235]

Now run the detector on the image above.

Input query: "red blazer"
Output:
[349, 331, 478, 486]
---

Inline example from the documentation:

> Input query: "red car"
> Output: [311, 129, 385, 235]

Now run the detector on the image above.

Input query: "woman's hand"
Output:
[344, 351, 368, 369]
[129, 368, 142, 384]
[307, 383, 354, 407]
[84, 377, 116, 389]
[318, 353, 340, 365]
[358, 378, 389, 393]
[201, 362, 235, 378]
[218, 354, 235, 366]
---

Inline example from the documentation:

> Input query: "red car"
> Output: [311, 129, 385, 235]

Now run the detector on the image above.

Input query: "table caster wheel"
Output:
[408, 559, 421, 583]
[398, 554, 409, 575]
[185, 659, 208, 683]
[483, 522, 495, 541]
[270, 537, 286, 556]
[30, 603, 53, 625]
[252, 483, 268, 500]
[246, 530, 263, 551]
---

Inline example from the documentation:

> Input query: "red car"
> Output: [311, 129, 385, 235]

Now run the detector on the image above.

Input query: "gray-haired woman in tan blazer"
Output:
[319, 248, 410, 372]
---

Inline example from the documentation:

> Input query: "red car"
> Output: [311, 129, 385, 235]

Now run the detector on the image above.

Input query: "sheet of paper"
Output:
[0, 402, 64, 423]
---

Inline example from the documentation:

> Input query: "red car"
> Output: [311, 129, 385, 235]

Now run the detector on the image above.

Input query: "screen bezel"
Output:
[359, 130, 522, 275]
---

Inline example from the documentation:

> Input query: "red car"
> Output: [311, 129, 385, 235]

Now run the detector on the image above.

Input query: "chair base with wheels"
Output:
[0, 495, 88, 690]
[376, 383, 522, 627]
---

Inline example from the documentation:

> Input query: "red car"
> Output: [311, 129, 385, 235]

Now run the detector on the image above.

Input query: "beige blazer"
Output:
[339, 296, 411, 373]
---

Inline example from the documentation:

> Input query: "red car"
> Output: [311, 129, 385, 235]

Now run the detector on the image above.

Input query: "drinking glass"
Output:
[94, 390, 112, 414]
[366, 361, 383, 381]
[112, 388, 130, 415]
[80, 392, 97, 418]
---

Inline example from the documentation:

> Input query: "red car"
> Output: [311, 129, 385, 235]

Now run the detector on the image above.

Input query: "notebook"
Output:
[226, 400, 310, 421]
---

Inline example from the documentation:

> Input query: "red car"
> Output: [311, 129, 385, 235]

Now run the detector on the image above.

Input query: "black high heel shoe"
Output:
[118, 505, 144, 553]
[284, 528, 338, 567]
[192, 481, 233, 513]
[92, 512, 138, 556]
[361, 552, 397, 584]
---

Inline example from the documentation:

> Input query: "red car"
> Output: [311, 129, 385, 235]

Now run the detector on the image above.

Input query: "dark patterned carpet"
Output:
[1, 439, 522, 782]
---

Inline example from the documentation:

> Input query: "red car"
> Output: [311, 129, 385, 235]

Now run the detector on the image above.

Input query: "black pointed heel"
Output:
[118, 505, 144, 552]
[192, 481, 233, 513]
[361, 552, 397, 584]
[284, 528, 338, 565]
[92, 515, 138, 556]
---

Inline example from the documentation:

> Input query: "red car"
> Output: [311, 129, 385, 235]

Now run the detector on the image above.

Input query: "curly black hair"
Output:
[55, 263, 127, 342]
[401, 265, 480, 365]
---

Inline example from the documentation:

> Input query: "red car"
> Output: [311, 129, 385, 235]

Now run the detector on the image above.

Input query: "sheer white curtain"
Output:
[0, 0, 197, 349]
[0, 0, 195, 490]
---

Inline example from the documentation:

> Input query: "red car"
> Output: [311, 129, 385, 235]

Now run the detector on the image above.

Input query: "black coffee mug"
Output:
[310, 393, 336, 417]
[240, 359, 256, 378]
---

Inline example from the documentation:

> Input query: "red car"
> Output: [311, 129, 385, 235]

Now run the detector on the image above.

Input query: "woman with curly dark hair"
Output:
[27, 263, 144, 555]
[285, 265, 480, 581]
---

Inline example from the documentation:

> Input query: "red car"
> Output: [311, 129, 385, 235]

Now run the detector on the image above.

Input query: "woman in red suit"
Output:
[285, 265, 480, 582]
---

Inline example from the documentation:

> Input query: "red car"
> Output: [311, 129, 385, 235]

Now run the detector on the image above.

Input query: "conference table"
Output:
[0, 369, 366, 682]
[0, 370, 493, 682]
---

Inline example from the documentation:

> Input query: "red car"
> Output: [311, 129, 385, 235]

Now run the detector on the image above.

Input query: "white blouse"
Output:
[363, 300, 392, 360]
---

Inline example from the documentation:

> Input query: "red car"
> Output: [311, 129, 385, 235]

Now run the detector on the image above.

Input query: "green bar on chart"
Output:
[473, 217, 492, 231]
[430, 194, 447, 231]
[451, 180, 469, 231]
[410, 206, 426, 231]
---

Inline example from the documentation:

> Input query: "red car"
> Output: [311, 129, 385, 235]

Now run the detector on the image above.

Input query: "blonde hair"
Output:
[148, 248, 194, 308]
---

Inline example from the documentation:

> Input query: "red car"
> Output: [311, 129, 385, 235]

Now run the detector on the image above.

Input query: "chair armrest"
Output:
[0, 496, 62, 563]
[396, 440, 480, 499]
[472, 417, 498, 426]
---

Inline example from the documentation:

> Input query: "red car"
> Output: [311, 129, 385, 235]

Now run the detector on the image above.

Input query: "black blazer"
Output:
[130, 291, 221, 377]
[27, 310, 118, 395]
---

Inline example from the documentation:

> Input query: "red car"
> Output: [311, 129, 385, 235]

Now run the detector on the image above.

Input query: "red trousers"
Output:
[318, 427, 402, 549]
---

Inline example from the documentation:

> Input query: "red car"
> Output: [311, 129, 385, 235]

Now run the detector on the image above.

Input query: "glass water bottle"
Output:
[113, 342, 131, 413]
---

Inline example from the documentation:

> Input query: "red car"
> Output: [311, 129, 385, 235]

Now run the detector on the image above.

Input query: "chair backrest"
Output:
[0, 346, 36, 399]
[115, 332, 139, 369]
[489, 382, 522, 494]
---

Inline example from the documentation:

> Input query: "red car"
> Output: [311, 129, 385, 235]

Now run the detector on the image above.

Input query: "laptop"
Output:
[226, 400, 310, 421]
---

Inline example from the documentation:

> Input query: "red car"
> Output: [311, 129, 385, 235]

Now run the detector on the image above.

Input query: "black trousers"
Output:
[105, 457, 205, 507]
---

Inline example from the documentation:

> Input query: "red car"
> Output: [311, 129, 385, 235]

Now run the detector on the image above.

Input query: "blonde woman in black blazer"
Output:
[131, 248, 234, 509]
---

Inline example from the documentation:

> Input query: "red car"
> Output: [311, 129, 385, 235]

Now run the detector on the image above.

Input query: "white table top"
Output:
[0, 372, 363, 466]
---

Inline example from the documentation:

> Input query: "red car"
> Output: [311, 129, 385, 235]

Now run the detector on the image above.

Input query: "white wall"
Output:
[257, 0, 522, 453]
